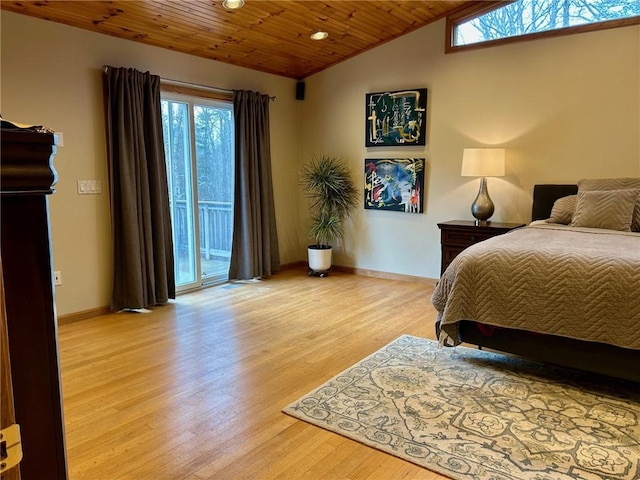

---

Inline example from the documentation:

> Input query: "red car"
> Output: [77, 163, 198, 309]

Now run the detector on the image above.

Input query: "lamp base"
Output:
[474, 219, 491, 226]
[471, 177, 495, 224]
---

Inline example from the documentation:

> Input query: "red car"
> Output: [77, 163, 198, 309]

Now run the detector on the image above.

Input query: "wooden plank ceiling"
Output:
[1, 1, 476, 79]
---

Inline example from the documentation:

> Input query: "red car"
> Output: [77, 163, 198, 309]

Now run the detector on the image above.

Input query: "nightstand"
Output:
[437, 220, 526, 275]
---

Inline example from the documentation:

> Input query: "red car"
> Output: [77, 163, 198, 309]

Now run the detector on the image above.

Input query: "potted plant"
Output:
[301, 154, 359, 276]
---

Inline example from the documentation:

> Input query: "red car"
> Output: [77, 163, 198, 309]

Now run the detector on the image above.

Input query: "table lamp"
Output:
[461, 148, 505, 225]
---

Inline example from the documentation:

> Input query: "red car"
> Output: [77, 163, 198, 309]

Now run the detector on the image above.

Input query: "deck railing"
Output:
[173, 200, 232, 259]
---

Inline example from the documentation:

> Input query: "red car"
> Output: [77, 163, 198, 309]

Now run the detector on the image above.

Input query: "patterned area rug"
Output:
[283, 335, 640, 480]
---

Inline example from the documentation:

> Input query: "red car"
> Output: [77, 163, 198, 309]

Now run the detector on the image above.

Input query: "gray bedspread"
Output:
[432, 223, 640, 349]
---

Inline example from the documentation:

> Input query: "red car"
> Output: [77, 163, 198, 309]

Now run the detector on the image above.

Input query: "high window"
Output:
[161, 94, 234, 290]
[448, 0, 640, 51]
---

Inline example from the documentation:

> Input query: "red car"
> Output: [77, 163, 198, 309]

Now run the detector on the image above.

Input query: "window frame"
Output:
[446, 0, 640, 54]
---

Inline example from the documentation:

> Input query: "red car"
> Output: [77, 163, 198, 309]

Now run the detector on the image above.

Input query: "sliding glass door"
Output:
[161, 95, 234, 290]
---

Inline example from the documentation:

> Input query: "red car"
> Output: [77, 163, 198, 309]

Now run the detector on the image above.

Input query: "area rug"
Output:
[283, 334, 640, 480]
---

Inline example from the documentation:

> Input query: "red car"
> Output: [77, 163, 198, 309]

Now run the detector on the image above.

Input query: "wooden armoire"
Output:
[0, 128, 68, 479]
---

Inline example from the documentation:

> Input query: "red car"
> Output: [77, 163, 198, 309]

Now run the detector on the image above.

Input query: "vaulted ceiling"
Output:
[1, 1, 479, 79]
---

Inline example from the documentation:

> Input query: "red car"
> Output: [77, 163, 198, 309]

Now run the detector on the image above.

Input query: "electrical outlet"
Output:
[54, 271, 62, 286]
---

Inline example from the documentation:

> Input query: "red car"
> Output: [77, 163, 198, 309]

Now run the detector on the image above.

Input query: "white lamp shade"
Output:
[461, 148, 506, 177]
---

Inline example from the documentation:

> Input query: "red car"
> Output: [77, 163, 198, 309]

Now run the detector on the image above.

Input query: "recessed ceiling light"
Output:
[223, 0, 244, 10]
[310, 31, 329, 41]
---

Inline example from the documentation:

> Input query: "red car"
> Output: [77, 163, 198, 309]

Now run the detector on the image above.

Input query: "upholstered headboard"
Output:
[531, 184, 578, 221]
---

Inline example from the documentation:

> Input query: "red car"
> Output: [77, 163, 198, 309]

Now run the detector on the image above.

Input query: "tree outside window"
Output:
[455, 0, 640, 47]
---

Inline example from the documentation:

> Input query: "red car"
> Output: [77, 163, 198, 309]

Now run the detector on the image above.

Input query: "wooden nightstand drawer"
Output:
[442, 229, 495, 246]
[443, 246, 466, 266]
[437, 220, 526, 275]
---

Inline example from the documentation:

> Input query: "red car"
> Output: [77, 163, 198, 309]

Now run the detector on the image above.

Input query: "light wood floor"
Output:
[58, 268, 448, 480]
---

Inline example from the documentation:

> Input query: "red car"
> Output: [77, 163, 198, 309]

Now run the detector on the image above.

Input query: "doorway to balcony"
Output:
[161, 96, 234, 291]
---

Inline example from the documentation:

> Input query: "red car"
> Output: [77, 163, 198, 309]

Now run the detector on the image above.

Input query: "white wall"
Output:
[1, 11, 300, 316]
[300, 20, 640, 279]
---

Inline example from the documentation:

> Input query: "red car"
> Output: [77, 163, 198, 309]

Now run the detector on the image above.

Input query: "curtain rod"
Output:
[102, 66, 276, 100]
[161, 77, 233, 96]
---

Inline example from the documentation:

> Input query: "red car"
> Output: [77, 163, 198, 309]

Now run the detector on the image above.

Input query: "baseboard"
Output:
[58, 305, 111, 325]
[280, 261, 437, 285]
[330, 265, 438, 286]
[278, 261, 307, 271]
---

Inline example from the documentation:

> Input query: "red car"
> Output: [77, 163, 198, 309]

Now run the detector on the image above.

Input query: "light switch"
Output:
[77, 180, 102, 195]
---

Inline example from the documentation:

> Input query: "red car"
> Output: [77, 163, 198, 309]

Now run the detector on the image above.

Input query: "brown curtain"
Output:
[229, 90, 280, 280]
[103, 66, 175, 310]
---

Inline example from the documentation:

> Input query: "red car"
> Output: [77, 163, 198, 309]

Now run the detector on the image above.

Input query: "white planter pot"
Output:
[308, 245, 332, 274]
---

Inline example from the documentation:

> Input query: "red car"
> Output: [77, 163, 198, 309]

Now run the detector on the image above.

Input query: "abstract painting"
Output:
[364, 158, 425, 213]
[365, 89, 427, 147]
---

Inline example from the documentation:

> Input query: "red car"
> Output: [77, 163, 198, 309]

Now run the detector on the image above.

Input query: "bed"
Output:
[432, 179, 640, 382]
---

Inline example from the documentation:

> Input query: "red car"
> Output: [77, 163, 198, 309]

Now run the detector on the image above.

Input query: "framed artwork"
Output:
[364, 158, 425, 213]
[365, 89, 427, 147]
